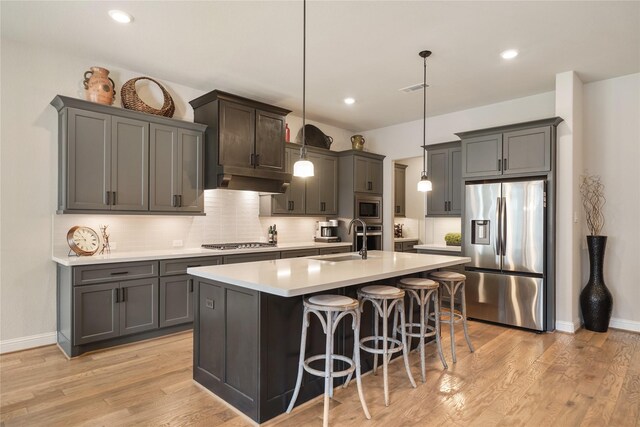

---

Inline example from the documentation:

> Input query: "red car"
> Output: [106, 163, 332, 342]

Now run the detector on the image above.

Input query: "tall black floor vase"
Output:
[580, 235, 613, 332]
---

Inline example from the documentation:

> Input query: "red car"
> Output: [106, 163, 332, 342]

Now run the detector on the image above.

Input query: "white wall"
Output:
[582, 73, 640, 331]
[393, 156, 424, 240]
[0, 39, 345, 350]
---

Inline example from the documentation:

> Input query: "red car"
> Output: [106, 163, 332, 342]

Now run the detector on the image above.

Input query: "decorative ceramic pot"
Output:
[83, 67, 115, 105]
[580, 235, 613, 332]
[351, 134, 365, 150]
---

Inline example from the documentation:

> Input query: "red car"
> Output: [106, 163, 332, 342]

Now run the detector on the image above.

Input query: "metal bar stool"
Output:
[346, 285, 416, 406]
[394, 277, 448, 383]
[287, 294, 370, 427]
[429, 271, 474, 363]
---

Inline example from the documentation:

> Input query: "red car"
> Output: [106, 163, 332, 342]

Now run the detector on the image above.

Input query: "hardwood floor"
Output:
[1, 322, 638, 426]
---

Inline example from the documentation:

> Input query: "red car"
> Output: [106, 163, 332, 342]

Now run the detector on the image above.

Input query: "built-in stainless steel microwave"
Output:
[355, 194, 382, 223]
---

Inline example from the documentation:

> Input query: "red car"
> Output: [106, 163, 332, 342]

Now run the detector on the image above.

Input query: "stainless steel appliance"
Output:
[355, 194, 382, 223]
[315, 220, 341, 243]
[202, 242, 277, 250]
[355, 224, 382, 250]
[464, 179, 548, 331]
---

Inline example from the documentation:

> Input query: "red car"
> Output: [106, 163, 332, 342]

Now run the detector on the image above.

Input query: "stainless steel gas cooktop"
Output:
[201, 242, 277, 250]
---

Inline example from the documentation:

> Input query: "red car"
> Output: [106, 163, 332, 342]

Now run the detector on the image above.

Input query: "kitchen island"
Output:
[187, 250, 470, 423]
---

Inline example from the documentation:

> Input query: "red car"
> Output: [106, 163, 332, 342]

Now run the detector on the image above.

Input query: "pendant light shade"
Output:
[417, 50, 432, 193]
[293, 0, 314, 178]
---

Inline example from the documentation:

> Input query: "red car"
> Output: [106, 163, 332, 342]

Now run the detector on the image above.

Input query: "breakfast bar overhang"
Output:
[188, 251, 470, 423]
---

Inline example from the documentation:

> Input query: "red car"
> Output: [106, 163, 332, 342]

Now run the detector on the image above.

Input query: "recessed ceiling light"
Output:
[108, 10, 134, 24]
[501, 49, 519, 60]
[344, 97, 355, 105]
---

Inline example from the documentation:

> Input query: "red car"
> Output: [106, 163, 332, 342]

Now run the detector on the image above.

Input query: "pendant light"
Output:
[293, 0, 314, 178]
[417, 50, 432, 192]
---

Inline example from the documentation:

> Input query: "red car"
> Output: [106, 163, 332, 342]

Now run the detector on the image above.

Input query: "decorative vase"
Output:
[351, 134, 365, 150]
[83, 67, 115, 105]
[580, 235, 613, 332]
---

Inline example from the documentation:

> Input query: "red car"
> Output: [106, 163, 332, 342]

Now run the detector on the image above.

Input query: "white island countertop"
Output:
[188, 250, 470, 297]
[414, 243, 462, 253]
[52, 242, 353, 267]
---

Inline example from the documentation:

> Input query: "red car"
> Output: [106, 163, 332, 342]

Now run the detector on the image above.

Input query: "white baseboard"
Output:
[610, 318, 640, 333]
[555, 319, 581, 333]
[0, 332, 57, 354]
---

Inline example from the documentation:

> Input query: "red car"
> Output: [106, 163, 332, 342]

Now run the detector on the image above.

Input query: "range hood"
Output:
[190, 90, 292, 194]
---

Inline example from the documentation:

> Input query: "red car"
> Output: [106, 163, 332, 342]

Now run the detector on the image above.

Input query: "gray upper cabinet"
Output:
[51, 95, 206, 215]
[354, 156, 383, 194]
[394, 163, 407, 217]
[262, 144, 337, 216]
[457, 119, 561, 179]
[255, 110, 286, 172]
[219, 100, 256, 168]
[427, 142, 462, 216]
[149, 125, 204, 213]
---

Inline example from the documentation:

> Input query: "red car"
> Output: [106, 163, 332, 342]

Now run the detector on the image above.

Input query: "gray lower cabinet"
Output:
[280, 248, 319, 258]
[394, 163, 407, 217]
[149, 124, 204, 213]
[318, 246, 352, 255]
[223, 252, 280, 264]
[51, 95, 205, 215]
[427, 142, 462, 216]
[159, 275, 194, 327]
[458, 119, 560, 179]
[73, 278, 158, 345]
[394, 240, 418, 253]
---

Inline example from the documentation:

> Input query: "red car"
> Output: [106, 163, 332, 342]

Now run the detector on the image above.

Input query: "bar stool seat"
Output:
[395, 277, 448, 383]
[346, 284, 416, 407]
[287, 294, 370, 427]
[429, 271, 474, 363]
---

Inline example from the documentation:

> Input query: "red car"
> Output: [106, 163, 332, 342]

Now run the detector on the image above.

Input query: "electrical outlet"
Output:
[110, 242, 117, 250]
[173, 240, 183, 247]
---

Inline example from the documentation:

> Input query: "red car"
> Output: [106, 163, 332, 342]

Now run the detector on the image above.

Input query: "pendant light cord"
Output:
[301, 0, 307, 159]
[422, 54, 427, 175]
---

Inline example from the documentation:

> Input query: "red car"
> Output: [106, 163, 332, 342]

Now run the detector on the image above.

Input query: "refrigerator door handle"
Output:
[501, 197, 507, 256]
[496, 197, 502, 256]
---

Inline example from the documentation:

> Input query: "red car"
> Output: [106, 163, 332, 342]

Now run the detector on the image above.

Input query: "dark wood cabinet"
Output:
[190, 90, 291, 191]
[427, 141, 462, 216]
[270, 146, 306, 215]
[394, 163, 407, 217]
[354, 156, 383, 194]
[337, 150, 386, 220]
[458, 120, 559, 179]
[51, 95, 205, 215]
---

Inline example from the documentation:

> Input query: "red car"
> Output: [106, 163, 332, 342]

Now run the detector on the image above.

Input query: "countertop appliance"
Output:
[202, 242, 277, 250]
[463, 179, 549, 331]
[315, 220, 341, 243]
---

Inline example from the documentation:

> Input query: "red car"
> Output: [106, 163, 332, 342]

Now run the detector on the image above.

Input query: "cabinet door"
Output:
[305, 152, 337, 215]
[448, 147, 462, 215]
[272, 147, 305, 214]
[149, 124, 178, 211]
[219, 100, 255, 168]
[461, 134, 503, 177]
[73, 282, 119, 345]
[255, 109, 285, 172]
[66, 108, 111, 211]
[394, 165, 406, 217]
[503, 126, 551, 175]
[223, 252, 280, 264]
[367, 159, 383, 194]
[159, 275, 193, 327]
[120, 278, 158, 337]
[111, 116, 148, 211]
[353, 157, 370, 193]
[177, 128, 204, 212]
[427, 148, 449, 216]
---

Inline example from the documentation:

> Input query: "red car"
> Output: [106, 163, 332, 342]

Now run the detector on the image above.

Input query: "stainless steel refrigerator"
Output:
[464, 179, 549, 331]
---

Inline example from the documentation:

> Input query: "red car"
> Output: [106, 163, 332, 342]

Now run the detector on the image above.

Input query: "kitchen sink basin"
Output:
[311, 254, 369, 262]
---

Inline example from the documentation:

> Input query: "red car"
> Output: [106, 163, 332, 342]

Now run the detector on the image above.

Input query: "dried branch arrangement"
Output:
[580, 175, 606, 235]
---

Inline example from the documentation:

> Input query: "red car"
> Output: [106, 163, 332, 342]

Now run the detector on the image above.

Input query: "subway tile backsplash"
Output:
[53, 190, 324, 253]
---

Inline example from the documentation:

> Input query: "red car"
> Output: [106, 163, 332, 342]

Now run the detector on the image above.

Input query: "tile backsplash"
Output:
[423, 217, 462, 245]
[53, 190, 324, 253]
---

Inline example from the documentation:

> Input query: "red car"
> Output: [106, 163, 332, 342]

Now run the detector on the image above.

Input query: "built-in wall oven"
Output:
[355, 194, 382, 224]
[355, 224, 383, 250]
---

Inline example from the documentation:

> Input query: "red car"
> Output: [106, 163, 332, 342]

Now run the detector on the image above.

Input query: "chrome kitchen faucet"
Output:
[348, 218, 368, 260]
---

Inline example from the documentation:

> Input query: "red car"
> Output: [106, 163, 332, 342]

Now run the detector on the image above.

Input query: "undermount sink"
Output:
[311, 254, 369, 262]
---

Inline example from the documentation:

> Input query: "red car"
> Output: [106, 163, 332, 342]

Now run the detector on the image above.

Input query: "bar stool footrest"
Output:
[397, 322, 437, 339]
[359, 336, 404, 355]
[303, 354, 355, 378]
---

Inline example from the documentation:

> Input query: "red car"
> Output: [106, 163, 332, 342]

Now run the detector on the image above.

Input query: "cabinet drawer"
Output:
[160, 257, 221, 276]
[394, 242, 403, 252]
[402, 241, 418, 252]
[73, 261, 158, 286]
[318, 246, 351, 255]
[280, 249, 319, 259]
[223, 252, 280, 265]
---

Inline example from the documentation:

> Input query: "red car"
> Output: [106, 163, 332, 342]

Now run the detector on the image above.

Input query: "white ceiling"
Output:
[2, 1, 639, 131]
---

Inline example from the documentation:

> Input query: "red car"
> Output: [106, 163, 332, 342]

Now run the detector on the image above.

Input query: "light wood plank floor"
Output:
[1, 322, 638, 426]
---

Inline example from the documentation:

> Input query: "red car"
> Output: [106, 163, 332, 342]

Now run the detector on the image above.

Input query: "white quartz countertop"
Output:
[52, 242, 353, 267]
[188, 250, 470, 297]
[394, 237, 419, 242]
[414, 243, 462, 253]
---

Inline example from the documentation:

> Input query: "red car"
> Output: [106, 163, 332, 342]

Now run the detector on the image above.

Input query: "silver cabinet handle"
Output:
[496, 197, 502, 256]
[501, 197, 507, 255]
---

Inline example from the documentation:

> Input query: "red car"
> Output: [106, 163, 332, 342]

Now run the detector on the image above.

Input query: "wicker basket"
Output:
[120, 77, 175, 118]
